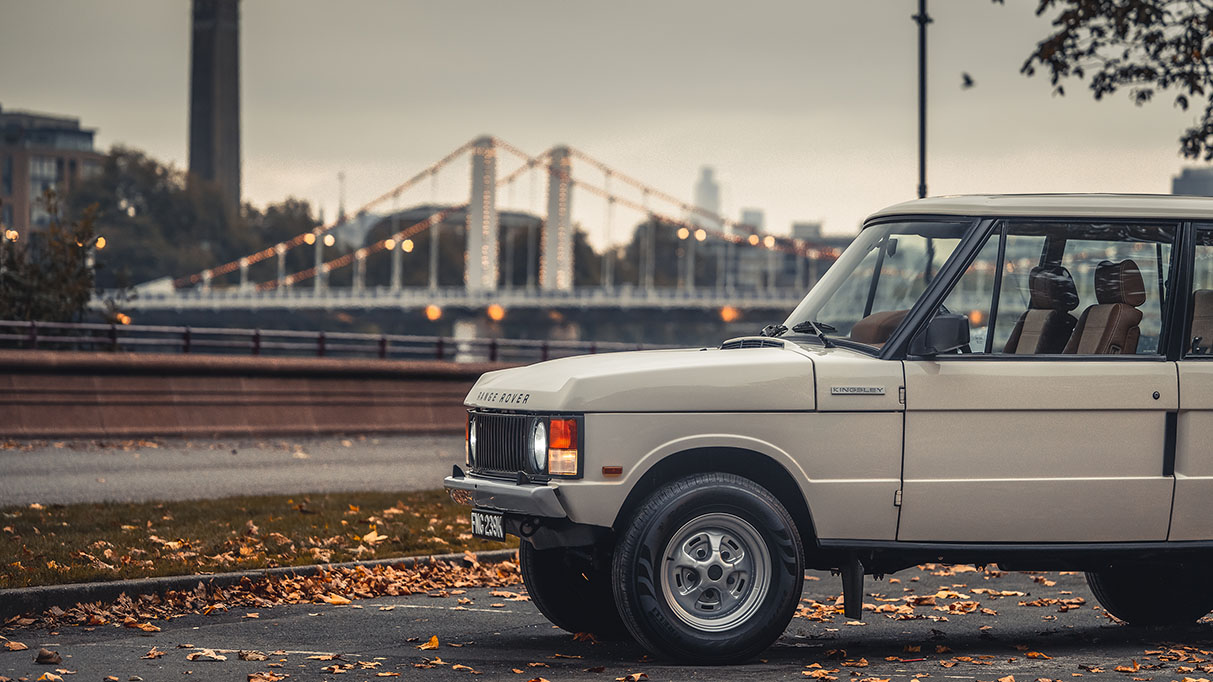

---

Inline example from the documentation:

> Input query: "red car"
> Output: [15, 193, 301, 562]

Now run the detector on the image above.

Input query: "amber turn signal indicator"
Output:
[549, 418, 576, 449]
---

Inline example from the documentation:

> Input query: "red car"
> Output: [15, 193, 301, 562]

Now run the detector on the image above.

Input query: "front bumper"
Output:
[444, 470, 568, 518]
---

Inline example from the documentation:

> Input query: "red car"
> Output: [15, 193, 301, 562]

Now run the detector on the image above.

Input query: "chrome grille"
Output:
[471, 412, 529, 474]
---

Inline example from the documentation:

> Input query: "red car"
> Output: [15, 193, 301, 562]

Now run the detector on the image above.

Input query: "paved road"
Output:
[0, 435, 464, 505]
[4, 566, 1209, 681]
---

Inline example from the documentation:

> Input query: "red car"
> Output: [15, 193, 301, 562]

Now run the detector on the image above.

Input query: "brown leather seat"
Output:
[1063, 259, 1146, 355]
[1190, 290, 1213, 354]
[1003, 265, 1079, 354]
[850, 309, 909, 346]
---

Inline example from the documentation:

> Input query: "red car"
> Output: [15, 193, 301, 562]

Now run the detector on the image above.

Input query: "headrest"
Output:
[1028, 265, 1079, 311]
[1095, 259, 1146, 306]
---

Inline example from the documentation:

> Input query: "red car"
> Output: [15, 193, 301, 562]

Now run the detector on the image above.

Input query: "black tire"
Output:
[519, 540, 630, 639]
[612, 472, 804, 664]
[1086, 563, 1213, 625]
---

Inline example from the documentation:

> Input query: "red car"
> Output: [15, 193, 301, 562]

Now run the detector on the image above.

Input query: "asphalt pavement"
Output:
[0, 435, 465, 505]
[4, 565, 1210, 681]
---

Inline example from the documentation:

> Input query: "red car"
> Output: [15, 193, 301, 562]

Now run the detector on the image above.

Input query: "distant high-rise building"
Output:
[189, 0, 241, 220]
[739, 208, 764, 233]
[792, 221, 823, 241]
[691, 166, 722, 230]
[0, 104, 103, 232]
[1173, 167, 1213, 197]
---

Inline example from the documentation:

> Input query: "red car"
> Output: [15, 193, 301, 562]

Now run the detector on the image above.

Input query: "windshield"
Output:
[783, 220, 974, 348]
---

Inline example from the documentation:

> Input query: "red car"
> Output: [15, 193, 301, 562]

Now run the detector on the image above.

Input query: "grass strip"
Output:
[0, 490, 512, 589]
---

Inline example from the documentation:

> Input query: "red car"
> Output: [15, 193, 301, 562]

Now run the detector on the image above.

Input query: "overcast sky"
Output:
[1, 0, 1206, 246]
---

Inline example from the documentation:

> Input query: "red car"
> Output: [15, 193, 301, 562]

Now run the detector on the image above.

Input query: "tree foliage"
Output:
[1005, 0, 1213, 159]
[66, 147, 320, 289]
[0, 192, 99, 322]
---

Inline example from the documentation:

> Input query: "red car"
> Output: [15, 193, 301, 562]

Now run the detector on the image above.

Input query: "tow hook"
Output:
[518, 517, 542, 538]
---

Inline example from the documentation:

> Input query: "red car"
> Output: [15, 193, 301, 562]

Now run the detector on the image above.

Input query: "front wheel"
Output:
[1086, 562, 1213, 625]
[612, 472, 804, 664]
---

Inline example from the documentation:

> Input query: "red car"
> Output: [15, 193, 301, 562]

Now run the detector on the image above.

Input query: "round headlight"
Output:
[468, 418, 477, 465]
[530, 420, 547, 472]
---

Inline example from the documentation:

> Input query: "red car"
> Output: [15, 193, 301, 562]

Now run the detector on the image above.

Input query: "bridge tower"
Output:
[542, 146, 574, 291]
[465, 136, 499, 292]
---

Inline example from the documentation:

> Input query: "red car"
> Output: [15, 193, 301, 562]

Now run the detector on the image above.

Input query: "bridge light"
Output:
[323, 234, 335, 247]
[384, 238, 396, 250]
[5, 229, 18, 241]
[694, 229, 707, 242]
[425, 304, 442, 321]
[720, 306, 740, 323]
[677, 227, 690, 240]
[402, 239, 414, 253]
[487, 303, 506, 322]
[116, 313, 132, 325]
[748, 234, 760, 246]
[304, 233, 316, 245]
[95, 236, 107, 250]
[763, 235, 776, 248]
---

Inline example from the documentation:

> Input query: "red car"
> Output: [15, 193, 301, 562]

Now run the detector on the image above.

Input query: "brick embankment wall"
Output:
[0, 351, 513, 438]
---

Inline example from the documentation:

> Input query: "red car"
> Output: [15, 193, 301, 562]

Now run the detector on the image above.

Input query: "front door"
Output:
[898, 219, 1178, 543]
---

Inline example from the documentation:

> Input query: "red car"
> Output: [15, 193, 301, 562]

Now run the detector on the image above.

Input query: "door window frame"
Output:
[882, 216, 1187, 362]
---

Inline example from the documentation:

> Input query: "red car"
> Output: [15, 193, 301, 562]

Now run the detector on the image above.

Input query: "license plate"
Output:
[470, 509, 505, 541]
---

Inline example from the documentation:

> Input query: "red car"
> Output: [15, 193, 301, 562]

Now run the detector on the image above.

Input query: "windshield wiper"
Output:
[790, 320, 836, 348]
[759, 323, 788, 338]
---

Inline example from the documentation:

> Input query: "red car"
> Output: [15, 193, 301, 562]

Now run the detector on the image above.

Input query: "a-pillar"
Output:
[465, 136, 498, 292]
[542, 146, 573, 291]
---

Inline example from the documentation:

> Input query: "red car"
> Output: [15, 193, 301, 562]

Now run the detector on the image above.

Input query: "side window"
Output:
[926, 221, 1176, 357]
[1188, 225, 1213, 355]
[939, 232, 1000, 353]
[994, 221, 1174, 356]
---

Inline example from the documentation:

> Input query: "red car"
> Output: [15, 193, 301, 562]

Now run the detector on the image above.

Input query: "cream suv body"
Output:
[445, 194, 1213, 663]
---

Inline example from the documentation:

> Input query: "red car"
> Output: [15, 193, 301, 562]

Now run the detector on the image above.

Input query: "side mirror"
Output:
[909, 313, 970, 356]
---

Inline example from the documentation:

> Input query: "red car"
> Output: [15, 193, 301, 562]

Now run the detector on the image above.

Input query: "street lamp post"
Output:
[914, 0, 931, 199]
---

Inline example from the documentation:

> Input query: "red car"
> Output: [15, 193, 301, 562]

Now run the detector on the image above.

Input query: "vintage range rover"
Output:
[445, 194, 1213, 663]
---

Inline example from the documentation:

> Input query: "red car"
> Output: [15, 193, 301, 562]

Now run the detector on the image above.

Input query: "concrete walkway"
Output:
[0, 435, 464, 505]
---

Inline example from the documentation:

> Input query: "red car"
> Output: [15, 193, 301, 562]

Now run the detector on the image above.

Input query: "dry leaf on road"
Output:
[418, 635, 440, 650]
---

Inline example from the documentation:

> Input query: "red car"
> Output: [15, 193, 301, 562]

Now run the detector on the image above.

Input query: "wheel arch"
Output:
[610, 446, 818, 547]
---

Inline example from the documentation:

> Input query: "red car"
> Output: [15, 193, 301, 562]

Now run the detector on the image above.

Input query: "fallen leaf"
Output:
[616, 675, 648, 682]
[142, 647, 165, 659]
[185, 649, 227, 661]
[418, 635, 440, 650]
[3, 642, 27, 651]
[247, 674, 287, 682]
[35, 674, 62, 682]
[1026, 652, 1052, 660]
[35, 648, 62, 665]
[239, 651, 269, 661]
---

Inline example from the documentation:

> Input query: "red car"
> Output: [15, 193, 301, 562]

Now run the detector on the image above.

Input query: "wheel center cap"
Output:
[707, 565, 724, 580]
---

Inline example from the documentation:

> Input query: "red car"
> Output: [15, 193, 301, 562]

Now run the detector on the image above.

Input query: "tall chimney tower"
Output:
[189, 0, 241, 220]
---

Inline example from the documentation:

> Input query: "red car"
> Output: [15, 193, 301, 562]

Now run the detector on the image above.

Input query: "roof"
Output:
[866, 193, 1213, 222]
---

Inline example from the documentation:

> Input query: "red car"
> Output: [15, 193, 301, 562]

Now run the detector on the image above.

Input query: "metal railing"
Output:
[0, 320, 669, 363]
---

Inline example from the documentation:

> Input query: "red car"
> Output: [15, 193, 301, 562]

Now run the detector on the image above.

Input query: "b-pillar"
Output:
[465, 136, 499, 292]
[542, 146, 573, 291]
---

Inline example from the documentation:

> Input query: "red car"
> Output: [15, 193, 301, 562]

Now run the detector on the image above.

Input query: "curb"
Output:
[0, 548, 520, 621]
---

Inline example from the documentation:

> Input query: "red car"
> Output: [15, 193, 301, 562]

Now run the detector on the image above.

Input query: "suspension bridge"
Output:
[111, 136, 844, 313]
